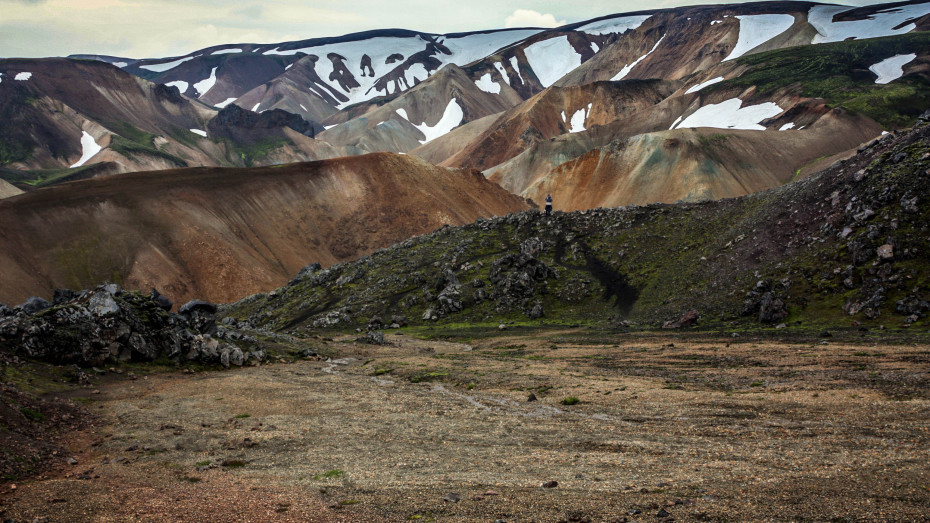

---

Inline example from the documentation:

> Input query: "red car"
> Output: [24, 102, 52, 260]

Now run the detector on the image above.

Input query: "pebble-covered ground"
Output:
[2, 328, 929, 522]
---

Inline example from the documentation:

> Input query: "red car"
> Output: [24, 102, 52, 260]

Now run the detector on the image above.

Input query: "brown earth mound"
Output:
[0, 153, 528, 307]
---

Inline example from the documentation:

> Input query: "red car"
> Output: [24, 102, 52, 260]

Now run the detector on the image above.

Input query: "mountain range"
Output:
[0, 0, 929, 305]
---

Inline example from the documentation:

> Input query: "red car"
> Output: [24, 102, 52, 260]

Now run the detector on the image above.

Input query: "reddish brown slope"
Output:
[0, 154, 528, 306]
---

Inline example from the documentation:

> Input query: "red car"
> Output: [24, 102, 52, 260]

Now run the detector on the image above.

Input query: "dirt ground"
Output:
[2, 328, 929, 522]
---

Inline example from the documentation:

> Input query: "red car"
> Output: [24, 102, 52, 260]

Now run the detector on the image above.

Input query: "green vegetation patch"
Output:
[719, 32, 930, 128]
[313, 469, 345, 480]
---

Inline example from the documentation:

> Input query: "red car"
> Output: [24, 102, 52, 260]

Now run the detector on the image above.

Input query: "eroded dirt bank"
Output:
[2, 329, 929, 522]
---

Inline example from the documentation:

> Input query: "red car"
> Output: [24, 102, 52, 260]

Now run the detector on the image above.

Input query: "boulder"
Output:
[663, 309, 699, 329]
[18, 296, 52, 315]
[150, 289, 173, 311]
[88, 291, 120, 316]
[758, 292, 788, 324]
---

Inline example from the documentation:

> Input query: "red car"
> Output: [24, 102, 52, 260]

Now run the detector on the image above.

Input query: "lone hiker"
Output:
[545, 194, 553, 216]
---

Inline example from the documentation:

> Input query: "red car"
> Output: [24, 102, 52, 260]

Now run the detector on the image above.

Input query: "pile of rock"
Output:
[0, 284, 263, 368]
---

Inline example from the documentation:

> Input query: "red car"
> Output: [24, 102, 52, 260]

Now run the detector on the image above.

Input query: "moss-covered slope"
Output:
[225, 114, 930, 332]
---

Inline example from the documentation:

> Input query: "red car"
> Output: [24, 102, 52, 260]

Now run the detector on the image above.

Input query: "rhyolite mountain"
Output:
[2, 1, 929, 204]
[1, 0, 929, 307]
[0, 154, 528, 306]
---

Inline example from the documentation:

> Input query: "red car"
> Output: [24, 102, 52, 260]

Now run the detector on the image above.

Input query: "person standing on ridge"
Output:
[545, 194, 553, 216]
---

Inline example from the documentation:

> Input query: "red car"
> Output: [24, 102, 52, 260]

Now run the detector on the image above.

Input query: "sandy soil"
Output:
[2, 329, 929, 522]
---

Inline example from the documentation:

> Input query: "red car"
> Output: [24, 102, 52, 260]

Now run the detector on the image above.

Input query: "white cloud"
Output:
[505, 9, 565, 28]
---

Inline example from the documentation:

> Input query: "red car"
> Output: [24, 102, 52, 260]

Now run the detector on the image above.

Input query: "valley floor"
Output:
[2, 328, 929, 522]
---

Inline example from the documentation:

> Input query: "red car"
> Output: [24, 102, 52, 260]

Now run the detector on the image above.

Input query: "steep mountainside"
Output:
[0, 154, 528, 307]
[5, 1, 928, 210]
[481, 32, 929, 207]
[0, 58, 342, 186]
[225, 113, 930, 332]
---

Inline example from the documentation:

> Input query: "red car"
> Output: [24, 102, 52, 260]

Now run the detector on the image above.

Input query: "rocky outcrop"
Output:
[0, 284, 263, 368]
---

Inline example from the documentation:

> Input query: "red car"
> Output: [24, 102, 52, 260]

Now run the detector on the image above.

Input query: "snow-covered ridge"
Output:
[671, 98, 783, 131]
[260, 29, 540, 109]
[809, 3, 930, 44]
[577, 14, 651, 35]
[723, 14, 795, 61]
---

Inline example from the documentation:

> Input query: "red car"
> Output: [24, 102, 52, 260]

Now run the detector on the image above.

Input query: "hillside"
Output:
[0, 154, 528, 306]
[0, 58, 344, 186]
[225, 112, 930, 332]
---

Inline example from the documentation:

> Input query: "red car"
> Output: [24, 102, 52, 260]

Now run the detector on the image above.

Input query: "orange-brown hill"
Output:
[0, 153, 528, 307]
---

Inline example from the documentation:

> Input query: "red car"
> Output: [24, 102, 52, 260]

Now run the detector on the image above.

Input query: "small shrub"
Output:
[313, 469, 345, 480]
[561, 396, 580, 405]
[19, 408, 45, 422]
[233, 413, 251, 419]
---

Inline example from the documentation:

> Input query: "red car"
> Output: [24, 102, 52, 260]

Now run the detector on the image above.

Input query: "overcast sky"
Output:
[1, 0, 879, 59]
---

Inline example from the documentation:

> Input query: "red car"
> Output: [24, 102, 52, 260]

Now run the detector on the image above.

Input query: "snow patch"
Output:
[672, 98, 783, 131]
[189, 129, 207, 137]
[14, 72, 32, 81]
[113, 62, 128, 68]
[779, 122, 795, 131]
[193, 67, 217, 97]
[568, 103, 592, 133]
[560, 110, 566, 123]
[869, 53, 916, 84]
[524, 35, 582, 87]
[493, 62, 510, 85]
[139, 57, 193, 72]
[397, 98, 464, 144]
[509, 56, 524, 84]
[669, 115, 683, 130]
[723, 14, 795, 61]
[214, 97, 237, 109]
[70, 131, 102, 168]
[809, 4, 930, 44]
[299, 104, 308, 111]
[165, 80, 188, 93]
[285, 63, 293, 70]
[611, 35, 665, 81]
[577, 14, 651, 35]
[212, 48, 242, 55]
[710, 20, 723, 25]
[475, 73, 501, 94]
[685, 76, 724, 94]
[442, 30, 542, 67]
[252, 103, 261, 112]
[590, 43, 600, 53]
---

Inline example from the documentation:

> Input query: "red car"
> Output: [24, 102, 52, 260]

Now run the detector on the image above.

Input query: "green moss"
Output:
[109, 135, 187, 167]
[717, 32, 930, 128]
